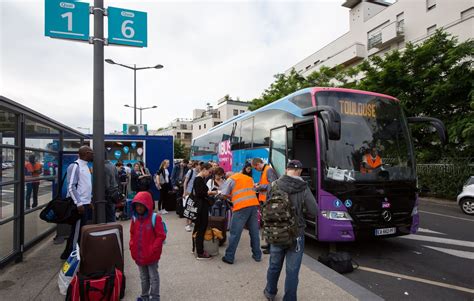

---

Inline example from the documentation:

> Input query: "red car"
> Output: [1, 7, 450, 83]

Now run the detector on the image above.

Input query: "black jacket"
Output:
[273, 175, 318, 236]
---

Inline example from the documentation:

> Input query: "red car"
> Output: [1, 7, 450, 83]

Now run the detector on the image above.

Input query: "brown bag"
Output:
[79, 223, 124, 275]
[208, 216, 226, 245]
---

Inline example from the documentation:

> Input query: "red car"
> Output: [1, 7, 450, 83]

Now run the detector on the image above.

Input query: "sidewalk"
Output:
[0, 213, 381, 300]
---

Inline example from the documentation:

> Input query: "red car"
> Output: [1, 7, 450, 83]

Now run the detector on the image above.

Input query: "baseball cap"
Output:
[287, 160, 303, 169]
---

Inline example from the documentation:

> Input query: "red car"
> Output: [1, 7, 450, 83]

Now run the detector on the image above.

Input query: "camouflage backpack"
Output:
[262, 181, 299, 247]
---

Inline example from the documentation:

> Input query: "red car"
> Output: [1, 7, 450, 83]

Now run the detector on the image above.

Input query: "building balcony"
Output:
[368, 21, 405, 49]
[322, 42, 367, 69]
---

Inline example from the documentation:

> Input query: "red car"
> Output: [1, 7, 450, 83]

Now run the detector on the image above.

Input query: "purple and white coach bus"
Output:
[192, 87, 446, 241]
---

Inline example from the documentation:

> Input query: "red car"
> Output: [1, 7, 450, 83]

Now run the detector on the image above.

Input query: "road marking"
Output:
[419, 210, 474, 222]
[358, 266, 474, 294]
[418, 228, 446, 235]
[424, 246, 474, 260]
[400, 234, 474, 248]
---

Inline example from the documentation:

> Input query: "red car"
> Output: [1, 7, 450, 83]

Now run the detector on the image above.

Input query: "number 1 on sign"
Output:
[61, 12, 73, 31]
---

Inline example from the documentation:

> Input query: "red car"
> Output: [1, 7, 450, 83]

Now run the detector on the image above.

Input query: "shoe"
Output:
[221, 256, 233, 264]
[252, 255, 262, 262]
[261, 244, 269, 249]
[196, 251, 212, 260]
[263, 289, 275, 301]
[60, 250, 70, 260]
[161, 209, 169, 214]
[263, 249, 270, 255]
[185, 225, 192, 232]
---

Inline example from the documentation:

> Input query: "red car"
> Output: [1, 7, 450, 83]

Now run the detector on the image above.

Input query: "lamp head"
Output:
[152, 105, 158, 108]
[124, 104, 130, 108]
[154, 64, 164, 69]
[105, 59, 116, 64]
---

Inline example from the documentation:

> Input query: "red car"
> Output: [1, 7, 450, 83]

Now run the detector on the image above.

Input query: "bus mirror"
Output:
[407, 117, 448, 145]
[302, 106, 341, 140]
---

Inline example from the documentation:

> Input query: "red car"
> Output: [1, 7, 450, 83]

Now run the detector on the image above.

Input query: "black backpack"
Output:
[318, 252, 359, 274]
[261, 181, 299, 247]
[118, 167, 127, 183]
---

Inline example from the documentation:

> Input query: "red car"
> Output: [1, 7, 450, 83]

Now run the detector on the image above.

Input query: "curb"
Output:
[302, 254, 384, 301]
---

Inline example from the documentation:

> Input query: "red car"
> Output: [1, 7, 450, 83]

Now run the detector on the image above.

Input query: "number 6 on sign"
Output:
[121, 20, 135, 38]
[108, 6, 147, 47]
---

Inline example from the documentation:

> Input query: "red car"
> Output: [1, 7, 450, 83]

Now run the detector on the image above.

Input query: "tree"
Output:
[174, 139, 188, 159]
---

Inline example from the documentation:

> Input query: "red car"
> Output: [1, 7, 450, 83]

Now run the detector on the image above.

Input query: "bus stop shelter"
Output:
[0, 96, 88, 268]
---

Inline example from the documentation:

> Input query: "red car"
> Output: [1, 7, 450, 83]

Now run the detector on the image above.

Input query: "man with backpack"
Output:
[263, 160, 317, 301]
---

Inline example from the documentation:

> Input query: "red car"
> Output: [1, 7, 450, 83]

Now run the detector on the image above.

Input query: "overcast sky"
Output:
[0, 0, 349, 133]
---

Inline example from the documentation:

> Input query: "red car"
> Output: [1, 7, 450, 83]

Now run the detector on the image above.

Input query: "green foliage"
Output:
[174, 139, 188, 159]
[418, 161, 473, 199]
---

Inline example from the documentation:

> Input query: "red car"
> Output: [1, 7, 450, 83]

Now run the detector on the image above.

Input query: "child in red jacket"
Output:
[130, 191, 166, 301]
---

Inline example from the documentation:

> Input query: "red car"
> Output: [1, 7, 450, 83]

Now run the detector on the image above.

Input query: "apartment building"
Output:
[151, 118, 193, 148]
[192, 96, 249, 138]
[288, 0, 473, 77]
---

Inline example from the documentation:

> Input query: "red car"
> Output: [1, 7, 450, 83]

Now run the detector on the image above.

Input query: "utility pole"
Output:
[92, 0, 106, 224]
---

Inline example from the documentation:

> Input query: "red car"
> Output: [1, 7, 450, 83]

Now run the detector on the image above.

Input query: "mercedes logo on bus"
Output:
[381, 210, 392, 222]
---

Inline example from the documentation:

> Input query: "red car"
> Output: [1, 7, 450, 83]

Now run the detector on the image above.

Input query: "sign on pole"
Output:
[45, 0, 90, 41]
[108, 7, 147, 47]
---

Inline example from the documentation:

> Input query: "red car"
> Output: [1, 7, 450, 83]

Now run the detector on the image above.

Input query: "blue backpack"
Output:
[152, 212, 168, 242]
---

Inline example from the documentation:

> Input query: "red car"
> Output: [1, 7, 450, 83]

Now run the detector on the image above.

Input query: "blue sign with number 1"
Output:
[108, 7, 147, 47]
[45, 0, 90, 41]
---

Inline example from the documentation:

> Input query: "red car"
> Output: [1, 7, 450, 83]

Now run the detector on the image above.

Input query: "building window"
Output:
[233, 109, 238, 116]
[199, 125, 201, 130]
[204, 124, 206, 129]
[184, 133, 192, 140]
[176, 132, 181, 139]
[180, 124, 187, 130]
[427, 24, 436, 35]
[426, 0, 436, 10]
[214, 122, 221, 126]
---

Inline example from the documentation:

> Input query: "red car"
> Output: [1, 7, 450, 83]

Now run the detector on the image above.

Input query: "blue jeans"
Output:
[223, 205, 261, 263]
[138, 262, 160, 300]
[265, 235, 305, 301]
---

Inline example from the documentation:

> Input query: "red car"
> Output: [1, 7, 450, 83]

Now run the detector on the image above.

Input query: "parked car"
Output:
[457, 176, 474, 215]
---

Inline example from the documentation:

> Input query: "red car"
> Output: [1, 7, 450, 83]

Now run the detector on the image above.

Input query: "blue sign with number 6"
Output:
[108, 7, 147, 47]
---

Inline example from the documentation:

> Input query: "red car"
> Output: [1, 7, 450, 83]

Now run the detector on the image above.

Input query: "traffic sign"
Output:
[45, 0, 90, 41]
[108, 7, 147, 47]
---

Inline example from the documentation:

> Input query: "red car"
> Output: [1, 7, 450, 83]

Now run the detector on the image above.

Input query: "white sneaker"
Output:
[185, 225, 192, 232]
[161, 209, 169, 215]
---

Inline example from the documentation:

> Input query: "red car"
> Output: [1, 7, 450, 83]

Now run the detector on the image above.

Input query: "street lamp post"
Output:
[105, 59, 163, 124]
[124, 105, 157, 125]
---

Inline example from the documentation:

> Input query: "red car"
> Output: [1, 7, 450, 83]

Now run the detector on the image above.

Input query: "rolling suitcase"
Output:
[80, 223, 124, 275]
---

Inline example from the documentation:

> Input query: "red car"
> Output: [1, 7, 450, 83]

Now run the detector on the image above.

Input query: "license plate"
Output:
[375, 227, 396, 236]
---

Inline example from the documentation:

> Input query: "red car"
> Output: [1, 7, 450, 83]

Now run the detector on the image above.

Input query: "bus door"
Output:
[292, 120, 319, 239]
[269, 126, 288, 177]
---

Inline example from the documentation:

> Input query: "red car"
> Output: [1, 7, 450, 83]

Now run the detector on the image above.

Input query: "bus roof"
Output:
[194, 87, 398, 141]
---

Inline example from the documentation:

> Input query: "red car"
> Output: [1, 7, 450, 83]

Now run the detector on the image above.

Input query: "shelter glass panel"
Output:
[0, 107, 17, 146]
[25, 119, 60, 151]
[1, 147, 16, 183]
[0, 184, 16, 221]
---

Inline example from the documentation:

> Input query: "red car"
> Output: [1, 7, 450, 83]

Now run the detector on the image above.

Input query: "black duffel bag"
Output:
[318, 252, 359, 274]
[40, 163, 80, 225]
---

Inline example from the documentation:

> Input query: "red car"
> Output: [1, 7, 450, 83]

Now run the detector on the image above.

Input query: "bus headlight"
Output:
[411, 206, 418, 216]
[321, 211, 353, 221]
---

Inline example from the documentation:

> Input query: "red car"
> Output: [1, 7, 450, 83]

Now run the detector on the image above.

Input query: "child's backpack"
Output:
[152, 212, 168, 242]
[261, 181, 298, 247]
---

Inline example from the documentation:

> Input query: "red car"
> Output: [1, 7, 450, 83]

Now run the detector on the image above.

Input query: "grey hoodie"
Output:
[273, 175, 318, 236]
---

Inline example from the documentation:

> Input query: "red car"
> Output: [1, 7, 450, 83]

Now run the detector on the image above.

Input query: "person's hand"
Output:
[77, 205, 85, 215]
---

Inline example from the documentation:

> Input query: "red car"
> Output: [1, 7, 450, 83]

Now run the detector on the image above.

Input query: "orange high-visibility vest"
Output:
[25, 162, 42, 177]
[361, 154, 381, 173]
[230, 173, 259, 212]
[258, 165, 272, 202]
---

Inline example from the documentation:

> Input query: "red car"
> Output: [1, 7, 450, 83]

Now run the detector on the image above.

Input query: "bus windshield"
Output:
[317, 91, 415, 182]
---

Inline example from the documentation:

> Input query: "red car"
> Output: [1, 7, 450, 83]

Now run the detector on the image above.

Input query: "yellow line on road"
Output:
[358, 266, 474, 294]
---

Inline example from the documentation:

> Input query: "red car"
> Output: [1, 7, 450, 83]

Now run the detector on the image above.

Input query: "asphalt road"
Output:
[304, 199, 474, 300]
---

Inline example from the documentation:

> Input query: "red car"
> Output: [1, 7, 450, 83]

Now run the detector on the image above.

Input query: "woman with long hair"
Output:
[192, 163, 217, 260]
[155, 159, 171, 214]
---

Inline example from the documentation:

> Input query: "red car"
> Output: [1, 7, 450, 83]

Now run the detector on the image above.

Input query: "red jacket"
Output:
[130, 191, 166, 266]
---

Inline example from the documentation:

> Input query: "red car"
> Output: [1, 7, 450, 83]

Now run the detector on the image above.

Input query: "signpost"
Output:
[44, 0, 148, 223]
[108, 7, 148, 47]
[45, 0, 90, 41]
